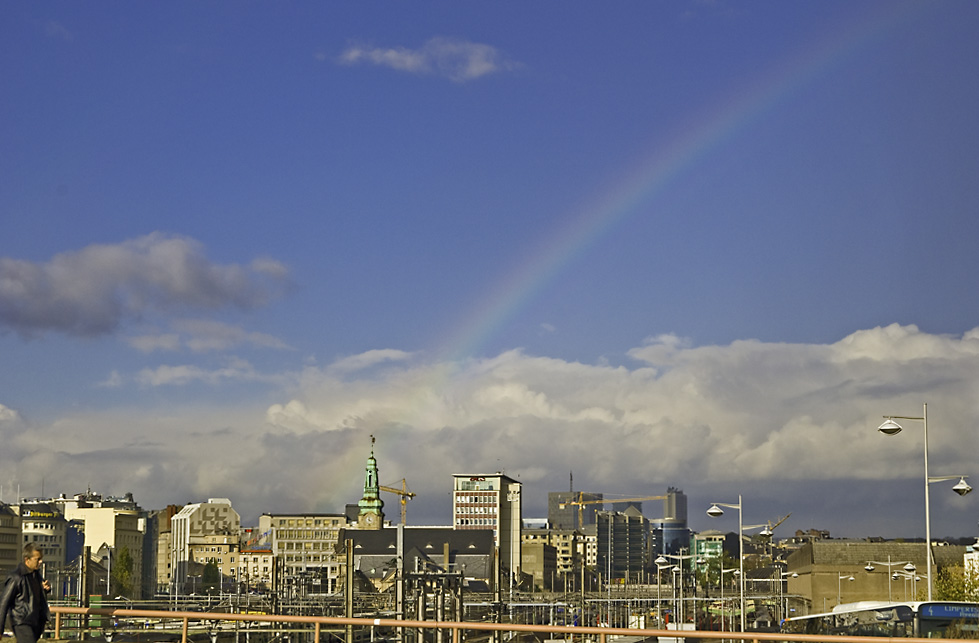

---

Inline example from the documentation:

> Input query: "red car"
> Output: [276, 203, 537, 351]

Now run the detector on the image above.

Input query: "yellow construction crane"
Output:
[560, 492, 668, 528]
[758, 513, 791, 536]
[378, 478, 417, 525]
[768, 513, 790, 531]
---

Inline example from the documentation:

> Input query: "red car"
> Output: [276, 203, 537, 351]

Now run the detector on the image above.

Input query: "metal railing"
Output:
[48, 606, 977, 643]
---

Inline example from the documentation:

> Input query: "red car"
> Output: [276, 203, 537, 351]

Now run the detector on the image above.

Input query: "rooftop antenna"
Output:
[570, 471, 573, 493]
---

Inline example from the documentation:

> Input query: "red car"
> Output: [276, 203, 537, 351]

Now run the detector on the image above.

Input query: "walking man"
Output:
[0, 544, 51, 643]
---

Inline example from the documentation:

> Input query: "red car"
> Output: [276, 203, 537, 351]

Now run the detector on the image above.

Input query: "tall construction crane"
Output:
[559, 492, 668, 528]
[753, 513, 791, 563]
[378, 478, 417, 525]
[763, 513, 791, 535]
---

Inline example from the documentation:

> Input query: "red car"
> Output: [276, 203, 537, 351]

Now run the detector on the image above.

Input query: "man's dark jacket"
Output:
[0, 562, 49, 632]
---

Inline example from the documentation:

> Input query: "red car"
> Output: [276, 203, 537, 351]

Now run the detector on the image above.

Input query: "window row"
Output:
[456, 518, 497, 526]
[276, 530, 340, 539]
[456, 506, 497, 514]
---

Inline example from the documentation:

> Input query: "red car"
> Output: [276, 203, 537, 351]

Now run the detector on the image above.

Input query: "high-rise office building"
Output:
[170, 498, 240, 596]
[648, 487, 689, 555]
[452, 473, 522, 587]
[548, 491, 603, 530]
[596, 509, 647, 582]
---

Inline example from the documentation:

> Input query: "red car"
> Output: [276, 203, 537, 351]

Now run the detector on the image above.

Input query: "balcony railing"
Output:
[49, 605, 975, 643]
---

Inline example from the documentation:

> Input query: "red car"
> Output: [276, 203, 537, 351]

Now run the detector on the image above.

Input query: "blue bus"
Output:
[781, 601, 979, 638]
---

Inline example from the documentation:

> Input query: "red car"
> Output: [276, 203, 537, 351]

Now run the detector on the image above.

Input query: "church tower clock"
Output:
[357, 435, 385, 529]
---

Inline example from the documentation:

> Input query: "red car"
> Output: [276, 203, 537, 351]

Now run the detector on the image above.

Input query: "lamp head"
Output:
[878, 419, 903, 436]
[904, 562, 916, 572]
[953, 477, 972, 496]
[864, 564, 875, 572]
[707, 504, 724, 517]
[654, 556, 668, 566]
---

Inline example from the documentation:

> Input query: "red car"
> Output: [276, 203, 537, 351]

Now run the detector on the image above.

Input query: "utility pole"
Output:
[344, 540, 354, 643]
[81, 547, 90, 639]
[396, 525, 404, 643]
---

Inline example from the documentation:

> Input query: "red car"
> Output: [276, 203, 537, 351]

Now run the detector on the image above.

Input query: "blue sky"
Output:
[2, 1, 978, 539]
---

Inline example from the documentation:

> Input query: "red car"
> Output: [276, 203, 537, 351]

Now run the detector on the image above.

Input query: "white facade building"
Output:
[452, 473, 522, 588]
[257, 513, 346, 594]
[170, 498, 240, 596]
[63, 503, 144, 599]
[17, 503, 68, 570]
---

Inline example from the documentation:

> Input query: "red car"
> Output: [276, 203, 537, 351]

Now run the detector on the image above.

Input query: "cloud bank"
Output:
[126, 319, 292, 354]
[1, 324, 976, 538]
[338, 37, 517, 82]
[0, 233, 290, 337]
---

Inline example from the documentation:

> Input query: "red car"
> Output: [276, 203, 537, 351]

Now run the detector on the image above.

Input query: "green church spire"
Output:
[357, 435, 384, 528]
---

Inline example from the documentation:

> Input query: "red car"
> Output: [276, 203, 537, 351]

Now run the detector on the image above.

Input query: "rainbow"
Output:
[437, 1, 921, 363]
[327, 2, 926, 507]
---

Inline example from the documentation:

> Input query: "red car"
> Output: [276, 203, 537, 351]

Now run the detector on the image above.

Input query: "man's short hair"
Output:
[23, 543, 43, 560]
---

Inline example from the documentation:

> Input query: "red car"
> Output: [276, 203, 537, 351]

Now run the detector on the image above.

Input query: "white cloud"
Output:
[830, 323, 979, 362]
[2, 324, 977, 536]
[125, 319, 290, 354]
[0, 233, 290, 337]
[256, 325, 979, 532]
[136, 358, 267, 387]
[126, 333, 182, 353]
[0, 404, 23, 424]
[45, 21, 73, 42]
[177, 319, 291, 353]
[97, 370, 125, 388]
[338, 37, 518, 82]
[329, 349, 415, 373]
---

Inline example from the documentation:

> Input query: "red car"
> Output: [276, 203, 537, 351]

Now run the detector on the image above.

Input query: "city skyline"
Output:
[4, 461, 976, 544]
[2, 2, 978, 539]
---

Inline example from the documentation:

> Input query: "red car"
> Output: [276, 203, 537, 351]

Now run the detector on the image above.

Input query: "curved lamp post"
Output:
[659, 550, 696, 627]
[707, 497, 776, 633]
[878, 403, 972, 600]
[719, 567, 740, 633]
[654, 556, 671, 628]
[865, 557, 909, 602]
[837, 573, 854, 606]
[707, 497, 744, 632]
[891, 566, 921, 600]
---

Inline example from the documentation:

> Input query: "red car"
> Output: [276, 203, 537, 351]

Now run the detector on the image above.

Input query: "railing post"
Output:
[182, 616, 189, 643]
[316, 622, 321, 643]
[55, 612, 61, 639]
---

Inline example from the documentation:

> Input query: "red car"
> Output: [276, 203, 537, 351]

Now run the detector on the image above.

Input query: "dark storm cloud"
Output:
[0, 233, 289, 337]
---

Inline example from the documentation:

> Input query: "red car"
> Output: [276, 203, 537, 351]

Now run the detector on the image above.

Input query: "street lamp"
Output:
[659, 550, 696, 627]
[878, 402, 972, 600]
[778, 570, 798, 622]
[837, 573, 854, 606]
[891, 568, 921, 600]
[708, 495, 767, 633]
[719, 568, 740, 633]
[654, 556, 670, 628]
[746, 570, 797, 621]
[865, 557, 909, 602]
